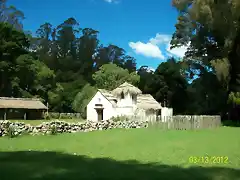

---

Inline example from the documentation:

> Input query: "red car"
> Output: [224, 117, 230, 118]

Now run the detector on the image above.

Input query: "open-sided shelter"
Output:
[0, 97, 47, 120]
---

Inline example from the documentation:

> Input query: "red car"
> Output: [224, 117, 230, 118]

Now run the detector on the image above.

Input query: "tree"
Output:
[171, 0, 240, 119]
[30, 17, 138, 112]
[122, 55, 137, 73]
[0, 0, 24, 30]
[14, 54, 55, 99]
[32, 19, 95, 112]
[35, 22, 53, 56]
[151, 58, 189, 114]
[186, 70, 228, 115]
[227, 31, 240, 120]
[0, 22, 29, 96]
[138, 59, 189, 114]
[171, 0, 240, 60]
[72, 84, 97, 118]
[137, 66, 155, 94]
[171, 0, 240, 82]
[92, 63, 140, 90]
[94, 45, 137, 73]
[78, 28, 99, 80]
[56, 17, 79, 58]
[0, 21, 57, 104]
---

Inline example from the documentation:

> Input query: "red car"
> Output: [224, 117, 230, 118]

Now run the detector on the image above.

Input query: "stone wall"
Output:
[0, 120, 148, 137]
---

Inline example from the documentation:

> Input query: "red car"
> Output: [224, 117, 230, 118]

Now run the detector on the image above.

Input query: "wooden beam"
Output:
[24, 112, 26, 120]
[4, 109, 6, 120]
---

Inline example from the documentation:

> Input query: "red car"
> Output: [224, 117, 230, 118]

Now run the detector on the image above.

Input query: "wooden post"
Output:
[4, 109, 6, 120]
[24, 111, 26, 120]
[46, 102, 49, 116]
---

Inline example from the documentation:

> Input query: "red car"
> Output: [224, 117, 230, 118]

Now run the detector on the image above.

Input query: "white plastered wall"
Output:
[87, 91, 115, 122]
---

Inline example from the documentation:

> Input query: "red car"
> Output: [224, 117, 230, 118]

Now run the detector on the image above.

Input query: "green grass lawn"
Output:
[8, 119, 85, 125]
[0, 127, 240, 180]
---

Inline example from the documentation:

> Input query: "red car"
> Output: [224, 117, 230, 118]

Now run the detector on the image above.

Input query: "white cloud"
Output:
[146, 66, 155, 72]
[129, 41, 165, 60]
[166, 43, 189, 58]
[129, 33, 189, 60]
[149, 34, 171, 45]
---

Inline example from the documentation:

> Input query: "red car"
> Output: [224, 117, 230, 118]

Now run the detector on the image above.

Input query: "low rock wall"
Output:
[0, 120, 148, 137]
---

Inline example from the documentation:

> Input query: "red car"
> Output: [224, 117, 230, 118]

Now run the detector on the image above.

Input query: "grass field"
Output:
[8, 119, 85, 125]
[0, 127, 240, 180]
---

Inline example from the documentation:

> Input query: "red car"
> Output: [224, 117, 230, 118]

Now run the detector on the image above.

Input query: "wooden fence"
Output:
[149, 115, 221, 130]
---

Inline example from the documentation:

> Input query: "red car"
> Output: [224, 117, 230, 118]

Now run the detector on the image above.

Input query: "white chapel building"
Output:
[86, 82, 162, 122]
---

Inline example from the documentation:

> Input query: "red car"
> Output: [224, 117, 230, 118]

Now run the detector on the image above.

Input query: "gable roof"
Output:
[98, 89, 117, 107]
[0, 97, 47, 110]
[97, 86, 161, 110]
[137, 94, 162, 110]
[98, 89, 116, 100]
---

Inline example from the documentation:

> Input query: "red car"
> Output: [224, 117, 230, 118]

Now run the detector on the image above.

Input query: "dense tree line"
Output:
[1, 0, 240, 121]
[171, 0, 240, 120]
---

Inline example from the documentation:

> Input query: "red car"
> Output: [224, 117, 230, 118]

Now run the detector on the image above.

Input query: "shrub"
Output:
[44, 113, 51, 120]
[59, 113, 73, 119]
[46, 112, 82, 119]
[50, 124, 58, 135]
[110, 115, 130, 122]
[50, 113, 60, 119]
[6, 124, 18, 138]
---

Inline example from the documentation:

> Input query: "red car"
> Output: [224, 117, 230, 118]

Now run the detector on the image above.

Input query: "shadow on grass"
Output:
[0, 151, 239, 180]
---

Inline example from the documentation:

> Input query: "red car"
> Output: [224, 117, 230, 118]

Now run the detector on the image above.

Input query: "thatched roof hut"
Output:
[137, 94, 162, 110]
[0, 97, 47, 109]
[112, 82, 142, 96]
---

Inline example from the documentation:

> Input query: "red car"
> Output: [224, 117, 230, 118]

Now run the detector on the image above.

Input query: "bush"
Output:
[45, 112, 82, 120]
[44, 113, 51, 120]
[47, 112, 59, 119]
[110, 115, 130, 122]
[59, 113, 73, 119]
[6, 124, 18, 138]
[50, 124, 58, 135]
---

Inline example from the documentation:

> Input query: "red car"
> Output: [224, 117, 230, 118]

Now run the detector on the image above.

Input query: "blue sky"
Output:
[8, 0, 188, 69]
